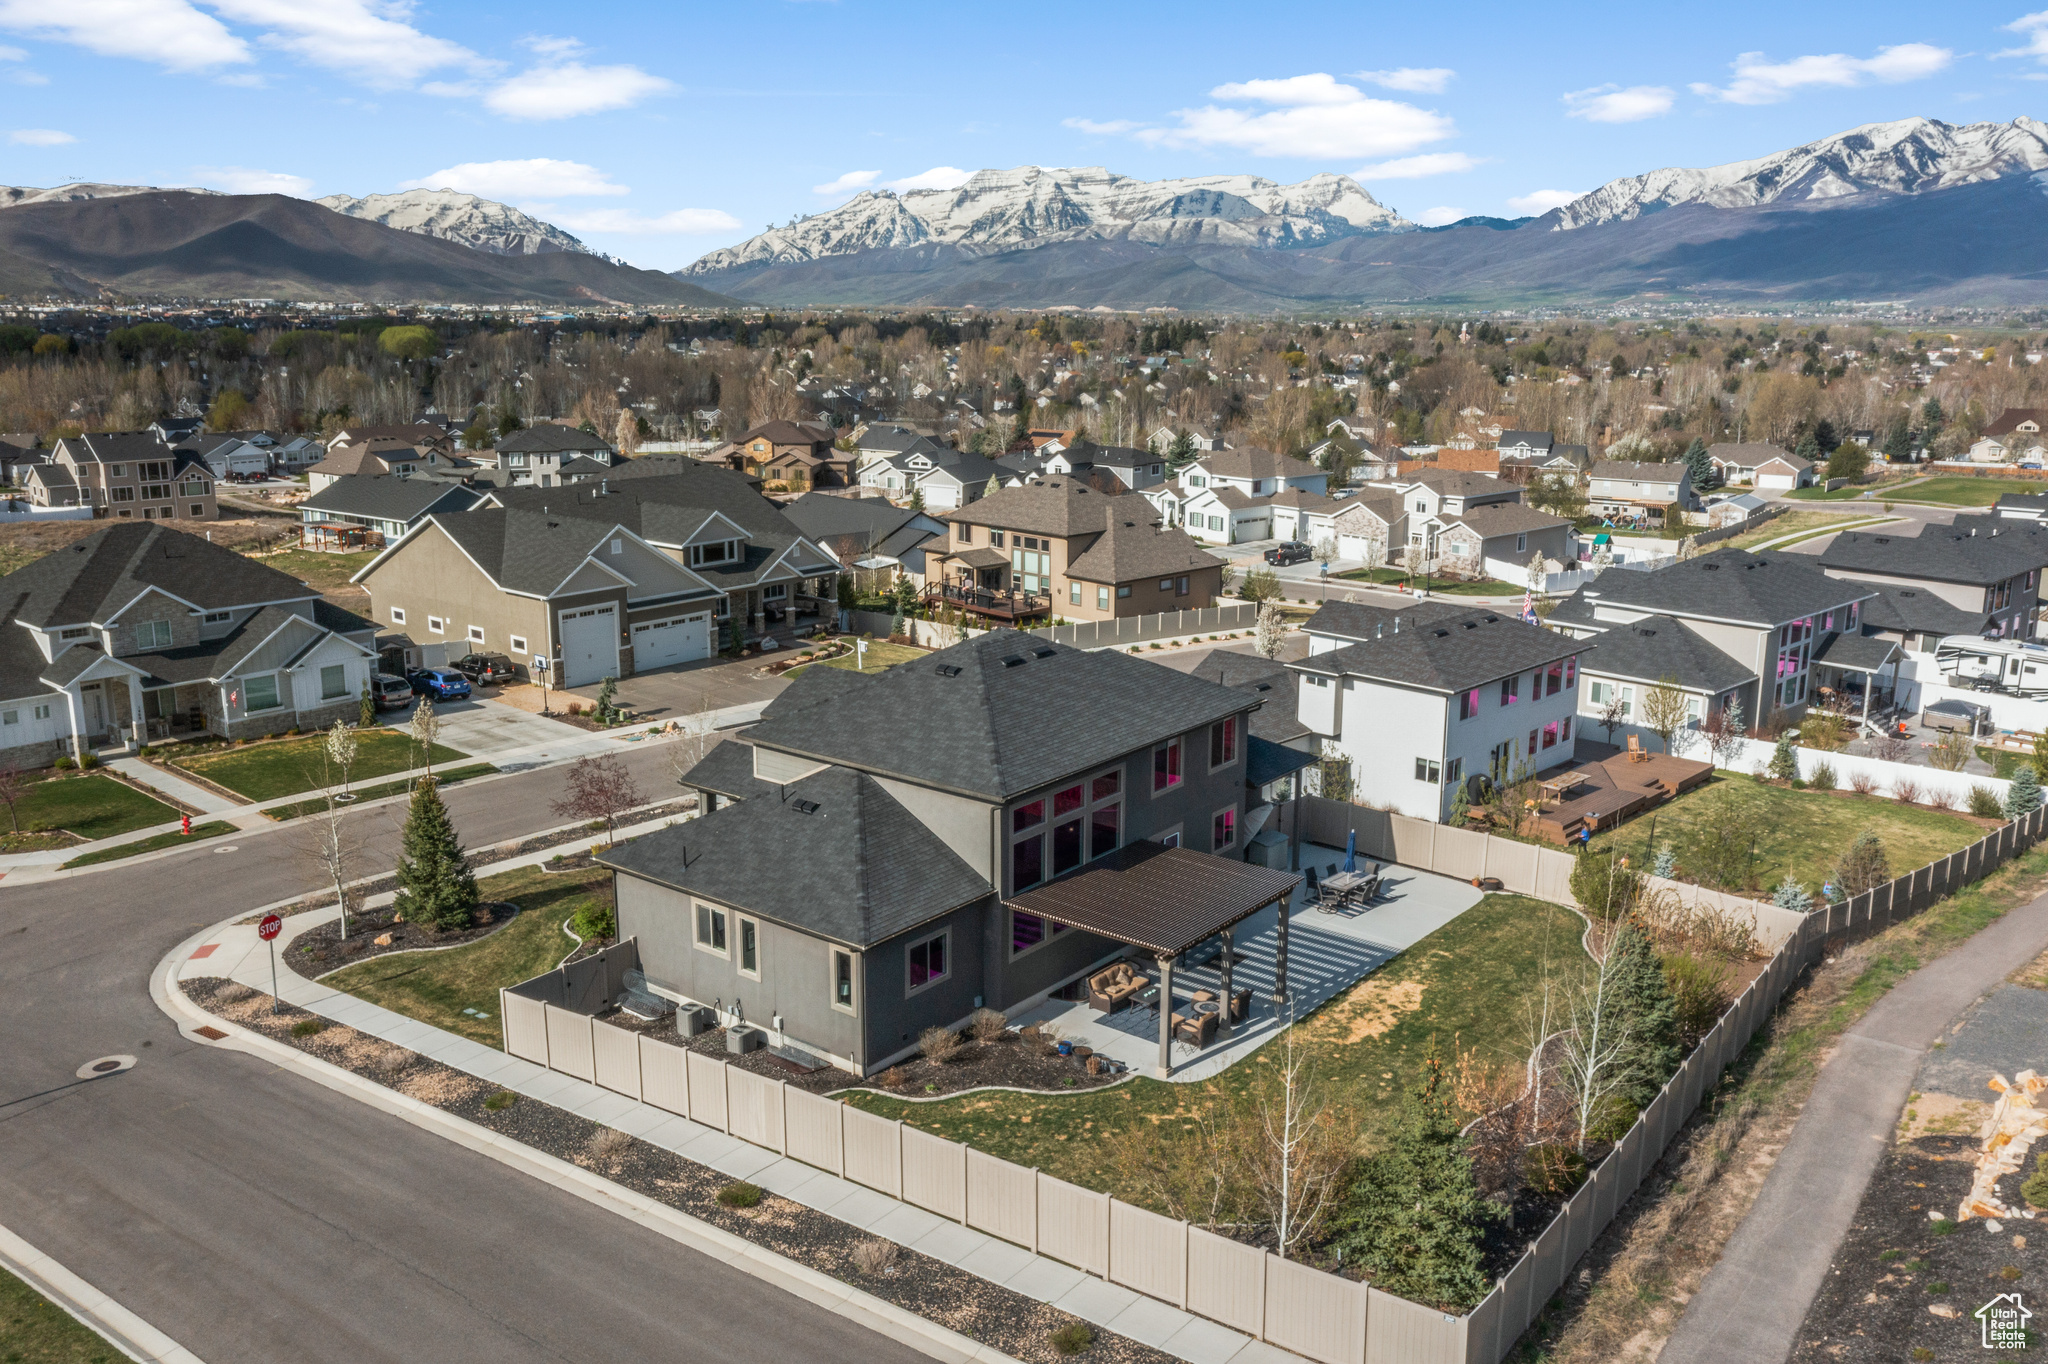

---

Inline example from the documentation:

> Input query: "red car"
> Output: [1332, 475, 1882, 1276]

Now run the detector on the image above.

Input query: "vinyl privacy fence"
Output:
[498, 801, 2048, 1363]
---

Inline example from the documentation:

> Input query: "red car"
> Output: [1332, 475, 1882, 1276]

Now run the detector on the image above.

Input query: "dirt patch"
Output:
[2013, 948, 2048, 991]
[1898, 1091, 1996, 1142]
[839, 1025, 1128, 1098]
[1326, 976, 1427, 1044]
[284, 901, 521, 976]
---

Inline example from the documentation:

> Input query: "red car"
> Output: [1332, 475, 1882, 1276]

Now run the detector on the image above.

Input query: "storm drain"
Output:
[74, 1054, 136, 1079]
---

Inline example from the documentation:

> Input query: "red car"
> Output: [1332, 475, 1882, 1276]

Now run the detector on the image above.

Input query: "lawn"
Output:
[243, 547, 379, 595]
[787, 639, 930, 675]
[263, 762, 496, 820]
[168, 729, 468, 802]
[1880, 476, 2048, 508]
[1333, 566, 1520, 596]
[0, 1264, 122, 1364]
[843, 894, 1587, 1200]
[1715, 510, 1888, 552]
[318, 864, 606, 1045]
[63, 821, 236, 867]
[1587, 771, 1985, 898]
[1779, 478, 1922, 502]
[2, 772, 179, 845]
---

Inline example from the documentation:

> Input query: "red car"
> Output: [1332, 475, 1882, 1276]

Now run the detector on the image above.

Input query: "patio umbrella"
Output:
[1343, 829, 1356, 873]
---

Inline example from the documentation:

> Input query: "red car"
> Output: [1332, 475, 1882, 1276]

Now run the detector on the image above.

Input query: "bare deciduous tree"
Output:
[552, 753, 648, 845]
[408, 697, 442, 777]
[0, 761, 24, 833]
[1641, 675, 1690, 755]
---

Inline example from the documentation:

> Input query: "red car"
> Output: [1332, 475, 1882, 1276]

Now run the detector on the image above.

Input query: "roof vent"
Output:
[791, 799, 821, 815]
[1000, 655, 1027, 668]
[1431, 628, 1449, 637]
[1374, 622, 1384, 640]
[1702, 563, 1720, 571]
[1874, 537, 1890, 544]
[1462, 620, 1477, 629]
[1253, 682, 1271, 692]
[1033, 646, 1057, 658]
[935, 663, 961, 677]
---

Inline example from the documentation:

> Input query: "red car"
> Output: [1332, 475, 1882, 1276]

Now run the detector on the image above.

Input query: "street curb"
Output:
[0, 1222, 207, 1364]
[148, 923, 1019, 1364]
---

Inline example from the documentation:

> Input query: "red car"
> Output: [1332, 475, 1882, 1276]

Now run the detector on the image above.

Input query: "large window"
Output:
[907, 931, 949, 992]
[320, 664, 347, 699]
[1459, 688, 1479, 720]
[1500, 673, 1520, 706]
[1209, 717, 1237, 769]
[1012, 767, 1122, 892]
[738, 917, 759, 978]
[695, 902, 728, 955]
[243, 673, 281, 712]
[1153, 737, 1182, 792]
[1546, 661, 1564, 696]
[1212, 806, 1236, 851]
[134, 619, 172, 650]
[1012, 539, 1050, 593]
[832, 950, 854, 1012]
[1010, 910, 1070, 956]
[1774, 617, 1814, 707]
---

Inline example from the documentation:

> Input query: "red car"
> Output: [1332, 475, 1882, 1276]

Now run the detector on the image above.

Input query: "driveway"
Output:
[569, 653, 792, 723]
[418, 695, 590, 759]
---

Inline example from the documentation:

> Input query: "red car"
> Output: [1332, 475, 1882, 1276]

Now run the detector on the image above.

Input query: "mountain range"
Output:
[316, 189, 595, 257]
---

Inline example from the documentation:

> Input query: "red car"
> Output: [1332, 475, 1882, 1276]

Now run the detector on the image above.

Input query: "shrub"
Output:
[1837, 831, 1891, 898]
[851, 1239, 899, 1276]
[1971, 785, 2006, 818]
[483, 1090, 517, 1111]
[1570, 846, 1642, 921]
[587, 1128, 631, 1161]
[1523, 1142, 1588, 1195]
[880, 1065, 908, 1089]
[1809, 761, 1837, 792]
[1926, 786, 1957, 811]
[1850, 770, 1879, 796]
[1771, 874, 1814, 913]
[570, 894, 617, 942]
[1050, 1323, 1095, 1357]
[52, 755, 73, 770]
[1663, 950, 1733, 1049]
[717, 1181, 764, 1209]
[2022, 1152, 2048, 1210]
[1767, 732, 1798, 782]
[2006, 763, 2043, 819]
[967, 1007, 1008, 1042]
[1928, 730, 1973, 773]
[918, 1025, 963, 1063]
[290, 1018, 326, 1038]
[1892, 777, 1922, 805]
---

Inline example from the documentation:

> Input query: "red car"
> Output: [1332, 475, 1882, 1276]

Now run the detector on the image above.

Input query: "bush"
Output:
[1850, 770, 1879, 796]
[291, 1018, 326, 1037]
[2007, 763, 2043, 819]
[918, 1025, 963, 1063]
[1663, 950, 1733, 1049]
[587, 1128, 630, 1161]
[79, 753, 98, 769]
[1050, 1323, 1095, 1357]
[1926, 787, 1957, 812]
[1570, 846, 1642, 921]
[1523, 1142, 1588, 1196]
[53, 755, 73, 770]
[851, 1239, 899, 1275]
[967, 1007, 1008, 1041]
[717, 1181, 764, 1209]
[1809, 761, 1836, 792]
[1767, 732, 1798, 782]
[1971, 785, 2006, 818]
[1892, 778, 1922, 805]
[570, 894, 617, 942]
[483, 1090, 517, 1112]
[2022, 1152, 2048, 1210]
[1837, 831, 1891, 897]
[880, 1065, 908, 1089]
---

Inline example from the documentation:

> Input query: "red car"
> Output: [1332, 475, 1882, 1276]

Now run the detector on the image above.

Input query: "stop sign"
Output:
[257, 913, 282, 941]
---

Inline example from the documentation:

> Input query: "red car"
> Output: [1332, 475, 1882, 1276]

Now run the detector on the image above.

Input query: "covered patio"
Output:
[1812, 632, 1904, 736]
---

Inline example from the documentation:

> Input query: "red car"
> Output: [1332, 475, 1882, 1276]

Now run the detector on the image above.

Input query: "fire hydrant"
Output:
[181, 813, 191, 836]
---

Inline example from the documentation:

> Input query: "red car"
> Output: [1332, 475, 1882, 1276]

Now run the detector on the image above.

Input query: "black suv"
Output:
[453, 651, 518, 685]
[1264, 541, 1314, 566]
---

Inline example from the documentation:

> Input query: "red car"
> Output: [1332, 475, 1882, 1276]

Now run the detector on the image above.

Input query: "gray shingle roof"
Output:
[497, 424, 614, 455]
[1438, 504, 1572, 538]
[1858, 583, 1992, 637]
[1290, 608, 1586, 694]
[300, 475, 482, 523]
[1301, 598, 1468, 644]
[598, 765, 990, 948]
[744, 628, 1250, 801]
[1591, 460, 1688, 483]
[1246, 735, 1317, 788]
[1188, 650, 1309, 743]
[0, 521, 313, 628]
[672, 738, 777, 802]
[1812, 632, 1901, 673]
[1497, 430, 1554, 449]
[1574, 614, 1755, 691]
[1820, 522, 2048, 587]
[1194, 446, 1321, 481]
[1567, 548, 1872, 627]
[1063, 515, 1221, 585]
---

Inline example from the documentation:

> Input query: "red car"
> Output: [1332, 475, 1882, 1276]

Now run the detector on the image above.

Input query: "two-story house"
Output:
[733, 420, 849, 488]
[298, 475, 485, 548]
[781, 492, 948, 588]
[0, 523, 375, 766]
[178, 432, 271, 481]
[1495, 430, 1556, 462]
[1820, 521, 2048, 643]
[306, 440, 453, 493]
[933, 479, 1224, 623]
[1587, 460, 1704, 523]
[25, 433, 218, 522]
[1178, 447, 1329, 545]
[1289, 605, 1589, 820]
[605, 630, 1297, 1077]
[858, 444, 997, 511]
[490, 423, 618, 488]
[1970, 409, 2048, 464]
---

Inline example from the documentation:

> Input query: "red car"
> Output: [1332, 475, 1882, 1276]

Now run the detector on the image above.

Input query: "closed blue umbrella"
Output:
[1343, 829, 1357, 873]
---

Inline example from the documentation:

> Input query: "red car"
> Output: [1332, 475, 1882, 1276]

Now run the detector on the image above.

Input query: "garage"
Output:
[630, 612, 712, 671]
[559, 604, 620, 686]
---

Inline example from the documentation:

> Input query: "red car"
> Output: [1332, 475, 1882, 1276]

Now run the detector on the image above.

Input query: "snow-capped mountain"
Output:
[684, 166, 1410, 273]
[316, 189, 593, 257]
[0, 183, 221, 208]
[1550, 116, 2048, 230]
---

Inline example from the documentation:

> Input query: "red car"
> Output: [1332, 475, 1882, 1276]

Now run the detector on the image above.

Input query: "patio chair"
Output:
[1228, 988, 1252, 1024]
[1173, 1010, 1218, 1048]
[1088, 962, 1147, 1013]
[1303, 866, 1321, 904]
[1625, 734, 1648, 763]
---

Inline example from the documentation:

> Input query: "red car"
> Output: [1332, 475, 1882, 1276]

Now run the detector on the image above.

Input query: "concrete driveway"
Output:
[416, 695, 589, 759]
[564, 653, 792, 724]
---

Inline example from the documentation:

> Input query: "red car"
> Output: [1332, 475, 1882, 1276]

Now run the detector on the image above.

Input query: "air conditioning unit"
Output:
[727, 1024, 766, 1055]
[681, 1006, 716, 1037]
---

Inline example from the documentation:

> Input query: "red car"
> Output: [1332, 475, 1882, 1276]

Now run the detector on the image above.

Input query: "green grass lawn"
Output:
[1779, 478, 1921, 502]
[1333, 567, 1520, 596]
[5, 773, 179, 841]
[244, 547, 379, 594]
[787, 639, 930, 675]
[1588, 771, 1985, 897]
[1714, 510, 1887, 552]
[63, 821, 236, 867]
[319, 865, 606, 1045]
[1880, 476, 2048, 507]
[844, 894, 1586, 1199]
[168, 729, 467, 802]
[263, 762, 497, 820]
[0, 1264, 123, 1363]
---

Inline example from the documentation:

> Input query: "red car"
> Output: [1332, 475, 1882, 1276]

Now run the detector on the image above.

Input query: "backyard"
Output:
[318, 864, 605, 1045]
[843, 894, 1587, 1198]
[0, 772, 180, 852]
[167, 728, 468, 802]
[1334, 566, 1519, 596]
[1585, 771, 1986, 897]
[786, 638, 929, 676]
[241, 547, 379, 610]
[1878, 475, 2048, 507]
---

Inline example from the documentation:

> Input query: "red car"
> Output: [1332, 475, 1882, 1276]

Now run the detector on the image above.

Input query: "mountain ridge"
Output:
[316, 189, 594, 257]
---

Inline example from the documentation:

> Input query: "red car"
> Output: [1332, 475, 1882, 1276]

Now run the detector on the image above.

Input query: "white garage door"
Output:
[631, 612, 712, 670]
[559, 605, 620, 687]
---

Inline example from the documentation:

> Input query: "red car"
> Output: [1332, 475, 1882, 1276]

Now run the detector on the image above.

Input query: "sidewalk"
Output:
[109, 757, 240, 815]
[1661, 882, 2048, 1364]
[167, 840, 1307, 1364]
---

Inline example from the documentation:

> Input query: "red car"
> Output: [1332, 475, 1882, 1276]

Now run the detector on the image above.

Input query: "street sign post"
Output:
[257, 912, 283, 1014]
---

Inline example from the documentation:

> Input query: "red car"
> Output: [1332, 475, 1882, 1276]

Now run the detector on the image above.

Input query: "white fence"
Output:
[1709, 733, 2013, 810]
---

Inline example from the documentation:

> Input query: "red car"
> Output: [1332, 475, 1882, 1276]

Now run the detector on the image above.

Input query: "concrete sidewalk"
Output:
[109, 757, 240, 815]
[1662, 884, 2048, 1364]
[170, 844, 1306, 1364]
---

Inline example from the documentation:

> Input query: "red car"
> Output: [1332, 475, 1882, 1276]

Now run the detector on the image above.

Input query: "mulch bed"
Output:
[1792, 1133, 2039, 1363]
[181, 976, 1173, 1364]
[843, 1026, 1129, 1099]
[597, 1009, 849, 1094]
[283, 901, 521, 976]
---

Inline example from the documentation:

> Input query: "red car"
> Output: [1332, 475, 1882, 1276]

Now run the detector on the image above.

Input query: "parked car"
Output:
[1264, 541, 1313, 566]
[407, 668, 473, 701]
[371, 672, 415, 711]
[453, 651, 517, 685]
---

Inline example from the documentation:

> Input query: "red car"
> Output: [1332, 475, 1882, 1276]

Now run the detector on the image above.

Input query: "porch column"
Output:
[1155, 952, 1174, 1079]
[748, 588, 764, 636]
[1217, 929, 1235, 1038]
[62, 686, 86, 763]
[126, 680, 143, 749]
[1272, 895, 1291, 1005]
[1860, 672, 1872, 735]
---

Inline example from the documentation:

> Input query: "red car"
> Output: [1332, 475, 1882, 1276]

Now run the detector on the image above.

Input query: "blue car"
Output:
[407, 667, 472, 701]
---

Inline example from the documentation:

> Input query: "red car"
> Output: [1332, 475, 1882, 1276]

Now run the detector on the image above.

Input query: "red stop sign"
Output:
[257, 913, 282, 941]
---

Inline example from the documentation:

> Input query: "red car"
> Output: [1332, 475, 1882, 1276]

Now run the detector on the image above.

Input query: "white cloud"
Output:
[0, 0, 250, 71]
[0, 43, 24, 60]
[403, 158, 628, 199]
[548, 207, 742, 235]
[888, 166, 971, 192]
[1691, 43, 1951, 104]
[521, 34, 584, 59]
[1507, 189, 1583, 215]
[813, 170, 880, 196]
[1354, 151, 1480, 179]
[194, 165, 313, 195]
[206, 0, 474, 85]
[1415, 206, 1468, 226]
[1562, 84, 1675, 123]
[1137, 71, 1453, 159]
[480, 59, 671, 119]
[1063, 117, 1141, 135]
[8, 128, 74, 145]
[1352, 67, 1455, 94]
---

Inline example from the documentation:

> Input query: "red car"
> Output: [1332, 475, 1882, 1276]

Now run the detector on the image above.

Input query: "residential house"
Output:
[1707, 442, 1810, 489]
[934, 479, 1224, 622]
[492, 423, 618, 487]
[1970, 409, 2048, 463]
[1289, 607, 1588, 820]
[604, 629, 1286, 1076]
[1751, 450, 1815, 491]
[1495, 430, 1555, 461]
[734, 420, 850, 489]
[0, 523, 376, 765]
[1587, 460, 1703, 523]
[1819, 522, 2048, 642]
[356, 466, 839, 684]
[1995, 491, 2048, 522]
[306, 440, 452, 493]
[0, 435, 42, 487]
[1433, 503, 1575, 584]
[1300, 599, 1468, 655]
[781, 493, 947, 587]
[30, 433, 218, 522]
[178, 432, 272, 481]
[859, 443, 997, 511]
[326, 423, 454, 457]
[851, 423, 928, 471]
[146, 417, 205, 445]
[298, 475, 484, 547]
[1177, 447, 1332, 545]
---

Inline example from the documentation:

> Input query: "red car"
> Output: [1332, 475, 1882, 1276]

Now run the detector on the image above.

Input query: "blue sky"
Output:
[0, 1, 2044, 270]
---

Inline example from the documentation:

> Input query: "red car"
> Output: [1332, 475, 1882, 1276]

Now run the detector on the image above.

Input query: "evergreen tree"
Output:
[1606, 914, 1680, 1110]
[1680, 437, 1715, 491]
[1882, 416, 1912, 461]
[1812, 418, 1839, 452]
[1922, 397, 1945, 431]
[1326, 1046, 1497, 1309]
[983, 473, 1001, 499]
[1793, 431, 1822, 465]
[1653, 842, 1676, 879]
[1768, 731, 1799, 782]
[393, 776, 478, 930]
[1836, 830, 1891, 898]
[2007, 763, 2043, 819]
[1772, 873, 1814, 913]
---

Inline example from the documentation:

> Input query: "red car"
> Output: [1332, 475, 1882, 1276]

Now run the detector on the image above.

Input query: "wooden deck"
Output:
[1525, 743, 1715, 845]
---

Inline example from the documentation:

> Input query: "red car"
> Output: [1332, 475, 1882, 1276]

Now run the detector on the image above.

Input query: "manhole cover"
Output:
[75, 1054, 136, 1079]
[214, 846, 239, 854]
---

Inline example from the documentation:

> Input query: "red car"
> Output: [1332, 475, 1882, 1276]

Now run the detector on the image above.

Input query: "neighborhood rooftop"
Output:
[1820, 523, 2048, 586]
[1573, 547, 1874, 624]
[1292, 607, 1585, 693]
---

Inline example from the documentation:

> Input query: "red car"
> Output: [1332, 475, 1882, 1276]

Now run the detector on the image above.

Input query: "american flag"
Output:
[1521, 591, 1536, 624]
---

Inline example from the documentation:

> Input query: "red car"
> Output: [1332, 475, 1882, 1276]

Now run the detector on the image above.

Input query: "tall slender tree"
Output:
[393, 776, 479, 930]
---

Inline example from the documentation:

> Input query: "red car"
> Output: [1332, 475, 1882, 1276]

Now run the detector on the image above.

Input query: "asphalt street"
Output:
[0, 739, 933, 1364]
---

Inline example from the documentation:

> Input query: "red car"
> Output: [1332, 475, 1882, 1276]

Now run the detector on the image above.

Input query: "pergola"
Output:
[1005, 843, 1302, 1078]
[1812, 632, 1903, 736]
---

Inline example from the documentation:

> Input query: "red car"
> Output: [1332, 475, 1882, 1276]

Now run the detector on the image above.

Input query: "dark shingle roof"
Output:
[1063, 515, 1221, 584]
[1189, 650, 1309, 743]
[599, 765, 990, 947]
[1812, 632, 1902, 672]
[1858, 583, 1993, 638]
[1497, 430, 1554, 449]
[0, 522, 312, 628]
[300, 475, 482, 523]
[1567, 548, 1872, 627]
[1574, 614, 1754, 691]
[1591, 459, 1688, 483]
[496, 424, 614, 455]
[761, 664, 873, 719]
[1246, 735, 1317, 788]
[1292, 608, 1586, 693]
[672, 738, 777, 802]
[1820, 523, 2048, 587]
[781, 492, 919, 546]
[744, 629, 1250, 801]
[1301, 598, 1468, 644]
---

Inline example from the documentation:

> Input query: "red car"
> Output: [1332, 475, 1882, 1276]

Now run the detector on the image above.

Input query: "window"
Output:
[108, 464, 124, 477]
[141, 485, 170, 502]
[32, 703, 49, 721]
[1, 710, 13, 725]
[957, 523, 973, 542]
[142, 461, 168, 480]
[1096, 586, 1109, 610]
[1209, 716, 1237, 768]
[468, 626, 485, 644]
[1010, 910, 1068, 956]
[990, 531, 1005, 548]
[390, 607, 406, 625]
[1459, 688, 1479, 720]
[1565, 656, 1577, 688]
[243, 673, 281, 712]
[610, 538, 624, 556]
[427, 616, 445, 634]
[182, 481, 208, 498]
[907, 931, 949, 992]
[509, 635, 527, 654]
[1561, 717, 1572, 744]
[1500, 673, 1520, 706]
[1446, 756, 1463, 785]
[134, 619, 172, 650]
[110, 486, 135, 503]
[204, 610, 232, 625]
[1305, 674, 1329, 688]
[1212, 806, 1236, 850]
[1153, 737, 1182, 792]
[1116, 585, 1131, 599]
[1207, 514, 1224, 532]
[763, 583, 787, 600]
[832, 950, 855, 1012]
[1528, 728, 1539, 757]
[1177, 576, 1189, 596]
[1547, 661, 1564, 696]
[60, 627, 89, 640]
[1542, 721, 1559, 750]
[1159, 577, 1173, 592]
[695, 902, 728, 954]
[1070, 582, 1082, 604]
[321, 664, 347, 700]
[1415, 758, 1441, 783]
[1516, 533, 1527, 553]
[738, 917, 759, 978]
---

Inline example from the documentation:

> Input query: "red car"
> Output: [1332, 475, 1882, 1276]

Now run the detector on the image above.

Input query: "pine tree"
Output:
[1681, 437, 1714, 491]
[1794, 431, 1822, 465]
[2006, 763, 2043, 819]
[1772, 873, 1814, 913]
[1836, 830, 1891, 897]
[1605, 915, 1680, 1110]
[1768, 731, 1799, 782]
[1326, 1047, 1497, 1309]
[1882, 416, 1912, 461]
[393, 776, 479, 930]
[1653, 842, 1676, 878]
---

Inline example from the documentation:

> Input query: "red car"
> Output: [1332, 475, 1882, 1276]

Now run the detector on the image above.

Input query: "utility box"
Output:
[727, 1024, 766, 1055]
[681, 1006, 716, 1037]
